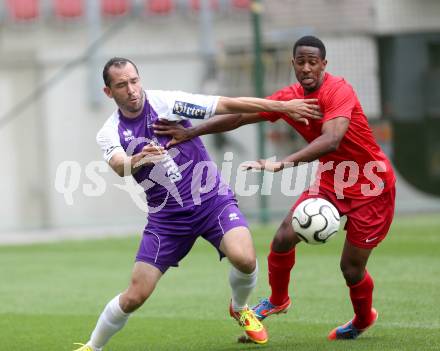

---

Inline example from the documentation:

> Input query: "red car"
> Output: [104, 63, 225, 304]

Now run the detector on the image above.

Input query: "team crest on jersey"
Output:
[123, 129, 135, 142]
[172, 101, 207, 119]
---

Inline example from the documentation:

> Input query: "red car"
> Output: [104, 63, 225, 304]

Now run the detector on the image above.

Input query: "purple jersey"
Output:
[97, 90, 233, 217]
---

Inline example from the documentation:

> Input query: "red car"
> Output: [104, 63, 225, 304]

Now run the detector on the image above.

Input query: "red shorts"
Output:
[291, 186, 396, 249]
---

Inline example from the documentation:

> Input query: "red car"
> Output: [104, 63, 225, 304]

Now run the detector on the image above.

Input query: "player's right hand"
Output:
[133, 142, 167, 168]
[242, 159, 285, 172]
[284, 98, 322, 125]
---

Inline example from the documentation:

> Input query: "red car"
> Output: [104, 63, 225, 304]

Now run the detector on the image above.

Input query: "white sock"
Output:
[229, 262, 258, 311]
[88, 294, 130, 350]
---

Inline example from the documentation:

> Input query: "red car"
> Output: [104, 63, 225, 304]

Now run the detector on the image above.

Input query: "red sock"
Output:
[268, 244, 296, 306]
[349, 270, 375, 329]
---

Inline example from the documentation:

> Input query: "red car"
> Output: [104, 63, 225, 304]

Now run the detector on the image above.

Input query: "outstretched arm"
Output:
[154, 113, 264, 147]
[283, 116, 350, 164]
[216, 97, 321, 124]
[244, 117, 350, 172]
[154, 97, 323, 148]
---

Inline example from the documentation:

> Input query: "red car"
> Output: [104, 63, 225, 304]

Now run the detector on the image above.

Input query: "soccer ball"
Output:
[292, 198, 340, 245]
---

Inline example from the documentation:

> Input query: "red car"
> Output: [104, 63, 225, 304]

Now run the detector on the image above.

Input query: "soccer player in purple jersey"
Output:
[73, 57, 321, 351]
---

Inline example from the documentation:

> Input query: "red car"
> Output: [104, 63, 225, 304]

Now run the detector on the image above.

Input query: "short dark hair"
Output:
[102, 57, 139, 87]
[293, 36, 326, 59]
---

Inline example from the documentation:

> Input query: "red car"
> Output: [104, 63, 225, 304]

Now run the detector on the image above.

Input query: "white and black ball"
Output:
[292, 198, 340, 245]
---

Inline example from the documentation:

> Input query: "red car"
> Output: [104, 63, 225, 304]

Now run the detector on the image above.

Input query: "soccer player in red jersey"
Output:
[154, 35, 396, 341]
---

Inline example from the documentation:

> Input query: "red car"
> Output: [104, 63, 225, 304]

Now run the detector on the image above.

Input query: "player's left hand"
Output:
[242, 159, 285, 172]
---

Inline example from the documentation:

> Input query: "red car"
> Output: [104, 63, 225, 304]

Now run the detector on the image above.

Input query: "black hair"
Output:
[293, 36, 326, 59]
[102, 57, 139, 87]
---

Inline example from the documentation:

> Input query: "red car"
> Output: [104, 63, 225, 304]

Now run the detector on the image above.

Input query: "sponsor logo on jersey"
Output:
[172, 101, 207, 119]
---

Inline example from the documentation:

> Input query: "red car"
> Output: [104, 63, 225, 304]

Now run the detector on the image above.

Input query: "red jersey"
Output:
[260, 72, 395, 199]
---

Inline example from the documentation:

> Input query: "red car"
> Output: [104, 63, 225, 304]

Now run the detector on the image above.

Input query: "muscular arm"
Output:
[108, 152, 140, 177]
[281, 117, 350, 166]
[244, 117, 350, 172]
[154, 113, 266, 147]
[155, 96, 323, 147]
[216, 97, 287, 115]
[188, 113, 265, 136]
[215, 97, 321, 123]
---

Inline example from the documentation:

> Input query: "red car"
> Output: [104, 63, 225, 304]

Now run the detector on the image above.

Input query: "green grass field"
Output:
[0, 214, 439, 351]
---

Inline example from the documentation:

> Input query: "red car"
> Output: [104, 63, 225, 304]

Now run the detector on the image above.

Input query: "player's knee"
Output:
[272, 219, 297, 252]
[340, 261, 364, 285]
[122, 290, 150, 312]
[232, 254, 256, 274]
[123, 280, 156, 312]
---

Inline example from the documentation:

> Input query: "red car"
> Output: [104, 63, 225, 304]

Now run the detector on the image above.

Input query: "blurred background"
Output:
[1, 0, 440, 239]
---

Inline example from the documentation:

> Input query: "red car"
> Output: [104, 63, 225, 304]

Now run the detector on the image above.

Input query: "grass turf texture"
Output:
[0, 214, 439, 350]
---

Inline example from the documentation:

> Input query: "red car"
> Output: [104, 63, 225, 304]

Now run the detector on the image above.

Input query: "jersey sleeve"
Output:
[96, 114, 126, 163]
[258, 88, 290, 122]
[322, 82, 356, 122]
[147, 90, 219, 122]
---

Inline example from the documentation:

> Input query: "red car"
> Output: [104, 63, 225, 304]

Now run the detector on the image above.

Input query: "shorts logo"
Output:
[229, 212, 239, 221]
[365, 236, 379, 243]
[172, 101, 207, 119]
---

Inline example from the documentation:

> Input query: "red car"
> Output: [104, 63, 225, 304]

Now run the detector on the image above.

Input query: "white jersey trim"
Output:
[96, 112, 125, 163]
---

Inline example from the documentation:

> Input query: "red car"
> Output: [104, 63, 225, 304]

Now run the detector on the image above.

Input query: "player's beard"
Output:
[118, 92, 144, 115]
